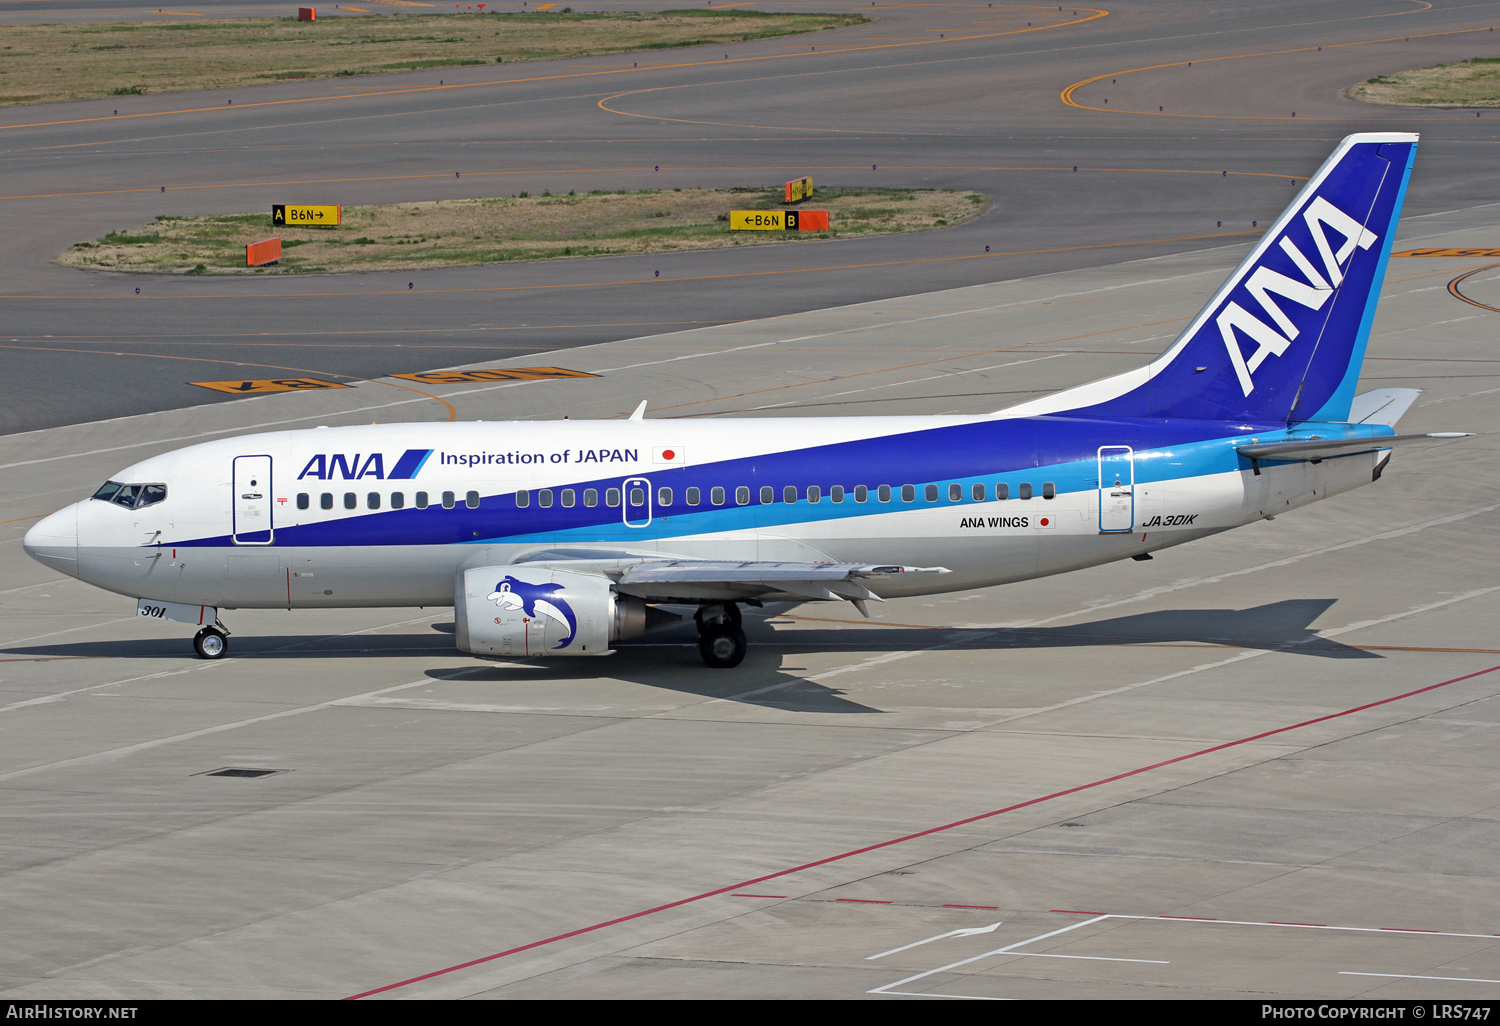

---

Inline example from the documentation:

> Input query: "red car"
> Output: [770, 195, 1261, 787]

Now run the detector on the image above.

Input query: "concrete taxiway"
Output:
[1, 0, 1499, 1001]
[4, 206, 1500, 998]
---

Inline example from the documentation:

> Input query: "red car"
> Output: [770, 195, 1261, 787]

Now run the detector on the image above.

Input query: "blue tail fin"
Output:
[1008, 133, 1418, 425]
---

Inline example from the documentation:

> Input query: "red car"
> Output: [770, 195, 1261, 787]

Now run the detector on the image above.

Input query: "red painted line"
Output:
[731, 893, 786, 899]
[944, 905, 1000, 910]
[836, 898, 893, 904]
[346, 661, 1500, 999]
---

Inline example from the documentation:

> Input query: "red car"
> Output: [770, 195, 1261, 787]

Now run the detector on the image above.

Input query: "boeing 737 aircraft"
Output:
[24, 133, 1465, 667]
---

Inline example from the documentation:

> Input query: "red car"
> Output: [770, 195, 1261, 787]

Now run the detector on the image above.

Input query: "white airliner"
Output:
[24, 133, 1465, 667]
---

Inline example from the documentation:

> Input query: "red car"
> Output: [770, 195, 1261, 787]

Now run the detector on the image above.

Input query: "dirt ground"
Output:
[61, 187, 992, 275]
[0, 10, 865, 106]
[1350, 57, 1500, 107]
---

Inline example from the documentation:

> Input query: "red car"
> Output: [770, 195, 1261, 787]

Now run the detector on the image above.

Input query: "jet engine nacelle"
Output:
[455, 566, 664, 658]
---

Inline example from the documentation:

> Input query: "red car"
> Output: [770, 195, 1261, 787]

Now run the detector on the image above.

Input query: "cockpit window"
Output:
[94, 481, 166, 509]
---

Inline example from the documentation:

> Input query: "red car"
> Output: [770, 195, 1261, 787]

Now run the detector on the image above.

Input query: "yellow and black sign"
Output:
[731, 209, 789, 231]
[730, 209, 826, 231]
[191, 378, 351, 394]
[272, 204, 342, 227]
[785, 176, 814, 203]
[1393, 248, 1500, 258]
[390, 366, 599, 385]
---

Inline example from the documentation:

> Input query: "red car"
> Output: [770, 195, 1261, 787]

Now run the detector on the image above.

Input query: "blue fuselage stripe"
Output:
[172, 416, 1394, 548]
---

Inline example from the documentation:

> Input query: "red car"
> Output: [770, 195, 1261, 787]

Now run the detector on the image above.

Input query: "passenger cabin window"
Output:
[1042, 482, 1056, 500]
[515, 490, 530, 508]
[972, 483, 986, 502]
[925, 484, 939, 502]
[584, 488, 598, 507]
[854, 485, 868, 503]
[949, 483, 963, 502]
[687, 487, 701, 506]
[783, 485, 797, 504]
[1019, 482, 1033, 500]
[711, 486, 725, 505]
[344, 493, 357, 510]
[901, 484, 915, 503]
[539, 489, 553, 508]
[466, 491, 480, 509]
[760, 486, 774, 504]
[658, 487, 672, 506]
[807, 485, 821, 504]
[877, 485, 891, 503]
[367, 492, 380, 510]
[630, 487, 644, 507]
[831, 485, 844, 503]
[606, 488, 621, 508]
[441, 491, 455, 509]
[561, 489, 575, 508]
[321, 493, 334, 510]
[415, 491, 429, 509]
[297, 493, 310, 510]
[391, 492, 405, 509]
[996, 483, 1009, 501]
[735, 486, 750, 505]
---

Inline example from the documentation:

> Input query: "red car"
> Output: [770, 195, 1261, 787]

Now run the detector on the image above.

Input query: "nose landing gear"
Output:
[694, 602, 746, 668]
[193, 621, 230, 659]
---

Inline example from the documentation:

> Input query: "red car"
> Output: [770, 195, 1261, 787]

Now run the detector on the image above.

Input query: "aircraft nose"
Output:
[23, 504, 79, 575]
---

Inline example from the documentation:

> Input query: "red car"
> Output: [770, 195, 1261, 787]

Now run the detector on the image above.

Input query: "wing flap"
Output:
[611, 560, 950, 606]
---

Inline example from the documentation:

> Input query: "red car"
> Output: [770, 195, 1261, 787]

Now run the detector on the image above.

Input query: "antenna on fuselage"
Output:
[629, 400, 647, 422]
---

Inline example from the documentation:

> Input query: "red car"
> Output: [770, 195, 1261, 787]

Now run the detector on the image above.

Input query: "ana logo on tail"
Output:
[488, 576, 578, 649]
[1220, 196, 1377, 396]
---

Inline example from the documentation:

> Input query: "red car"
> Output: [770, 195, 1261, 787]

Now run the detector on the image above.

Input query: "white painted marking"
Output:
[594, 339, 779, 373]
[1010, 952, 1168, 963]
[1341, 972, 1500, 984]
[868, 915, 1110, 996]
[0, 667, 199, 714]
[985, 584, 1500, 726]
[1006, 502, 1500, 629]
[0, 667, 485, 783]
[868, 922, 1002, 959]
[872, 911, 1500, 1000]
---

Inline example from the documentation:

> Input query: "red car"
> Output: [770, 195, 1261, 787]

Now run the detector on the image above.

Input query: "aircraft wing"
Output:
[1237, 432, 1470, 463]
[617, 560, 948, 604]
[510, 551, 949, 613]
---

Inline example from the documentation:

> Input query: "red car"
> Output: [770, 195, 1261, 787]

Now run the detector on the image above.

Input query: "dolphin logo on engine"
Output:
[487, 575, 578, 649]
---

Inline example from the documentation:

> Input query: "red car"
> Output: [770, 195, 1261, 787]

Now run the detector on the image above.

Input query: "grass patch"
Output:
[1351, 57, 1500, 107]
[0, 11, 865, 106]
[59, 187, 990, 275]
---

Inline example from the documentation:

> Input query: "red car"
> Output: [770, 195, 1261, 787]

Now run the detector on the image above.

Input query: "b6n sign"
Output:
[729, 209, 830, 231]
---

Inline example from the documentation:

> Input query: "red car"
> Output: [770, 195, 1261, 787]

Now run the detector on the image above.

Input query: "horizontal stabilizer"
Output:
[1347, 387, 1421, 426]
[1238, 432, 1469, 462]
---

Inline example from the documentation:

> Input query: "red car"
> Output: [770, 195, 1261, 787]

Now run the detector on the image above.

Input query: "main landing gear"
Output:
[193, 622, 230, 660]
[694, 602, 746, 668]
